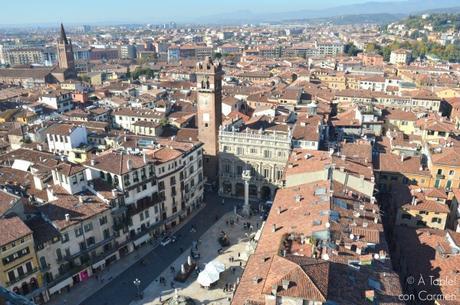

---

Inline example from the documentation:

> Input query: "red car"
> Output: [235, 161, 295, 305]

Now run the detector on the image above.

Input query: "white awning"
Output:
[12, 159, 33, 172]
[48, 277, 73, 294]
[133, 233, 150, 246]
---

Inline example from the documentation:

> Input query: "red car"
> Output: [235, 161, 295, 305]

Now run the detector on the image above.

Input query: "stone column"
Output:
[242, 169, 251, 216]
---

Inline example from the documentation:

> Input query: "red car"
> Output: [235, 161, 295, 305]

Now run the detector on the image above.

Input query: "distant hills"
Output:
[191, 0, 460, 24]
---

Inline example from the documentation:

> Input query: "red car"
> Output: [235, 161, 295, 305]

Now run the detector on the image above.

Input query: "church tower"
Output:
[56, 23, 76, 79]
[196, 57, 223, 181]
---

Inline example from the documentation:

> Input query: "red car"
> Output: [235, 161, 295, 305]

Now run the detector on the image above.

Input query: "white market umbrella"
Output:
[197, 269, 219, 287]
[206, 260, 225, 273]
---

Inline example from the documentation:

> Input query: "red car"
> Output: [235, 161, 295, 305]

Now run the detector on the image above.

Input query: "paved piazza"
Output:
[131, 211, 263, 305]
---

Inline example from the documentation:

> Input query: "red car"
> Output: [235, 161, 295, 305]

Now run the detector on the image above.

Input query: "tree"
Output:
[132, 67, 155, 80]
[159, 118, 169, 127]
[213, 52, 222, 59]
[344, 43, 360, 56]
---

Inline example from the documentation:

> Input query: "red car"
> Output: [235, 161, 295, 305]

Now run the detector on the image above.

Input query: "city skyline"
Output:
[0, 4, 460, 305]
[1, 0, 413, 25]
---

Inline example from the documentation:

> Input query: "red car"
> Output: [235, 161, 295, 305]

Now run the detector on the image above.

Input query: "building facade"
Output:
[218, 128, 292, 201]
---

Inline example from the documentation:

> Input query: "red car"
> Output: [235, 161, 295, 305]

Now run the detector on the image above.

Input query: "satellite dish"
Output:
[325, 222, 330, 228]
[322, 253, 330, 261]
[349, 233, 355, 240]
[374, 253, 380, 259]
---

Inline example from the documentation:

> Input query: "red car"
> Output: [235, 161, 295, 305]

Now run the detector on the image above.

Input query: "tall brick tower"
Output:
[196, 57, 223, 181]
[56, 23, 76, 79]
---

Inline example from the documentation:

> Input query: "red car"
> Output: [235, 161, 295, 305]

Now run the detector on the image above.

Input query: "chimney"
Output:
[282, 280, 290, 290]
[341, 155, 346, 161]
[127, 159, 133, 171]
[400, 153, 405, 162]
[411, 196, 417, 205]
[78, 196, 84, 204]
[272, 224, 276, 232]
[37, 144, 42, 151]
[143, 152, 147, 164]
[90, 159, 96, 166]
[112, 189, 117, 197]
[271, 285, 278, 296]
[277, 207, 282, 214]
[65, 213, 70, 221]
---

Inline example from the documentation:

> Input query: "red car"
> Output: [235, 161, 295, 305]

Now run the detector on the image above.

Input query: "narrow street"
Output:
[79, 192, 239, 305]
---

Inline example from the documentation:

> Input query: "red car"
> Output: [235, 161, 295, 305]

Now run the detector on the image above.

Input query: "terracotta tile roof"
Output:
[331, 108, 361, 127]
[0, 189, 20, 216]
[393, 185, 450, 213]
[37, 186, 109, 230]
[376, 152, 428, 176]
[262, 256, 329, 302]
[292, 116, 321, 142]
[45, 123, 83, 136]
[430, 147, 460, 167]
[395, 227, 460, 305]
[233, 178, 403, 305]
[84, 151, 148, 175]
[385, 108, 417, 121]
[285, 149, 331, 176]
[416, 114, 456, 133]
[148, 147, 182, 163]
[401, 199, 450, 214]
[174, 128, 199, 142]
[0, 216, 32, 246]
[55, 162, 86, 177]
[340, 140, 373, 166]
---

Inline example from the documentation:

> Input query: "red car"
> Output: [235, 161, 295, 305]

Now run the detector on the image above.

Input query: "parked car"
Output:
[160, 235, 176, 246]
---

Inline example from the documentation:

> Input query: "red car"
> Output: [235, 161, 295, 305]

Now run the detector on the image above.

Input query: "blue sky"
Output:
[0, 0, 404, 25]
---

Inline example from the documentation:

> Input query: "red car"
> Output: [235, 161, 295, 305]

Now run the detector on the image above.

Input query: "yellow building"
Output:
[68, 146, 93, 163]
[375, 134, 431, 192]
[385, 108, 418, 135]
[14, 110, 37, 124]
[415, 114, 456, 144]
[0, 217, 43, 301]
[375, 152, 431, 193]
[428, 146, 460, 191]
[313, 70, 347, 90]
[434, 87, 460, 99]
[0, 109, 19, 123]
[396, 187, 450, 230]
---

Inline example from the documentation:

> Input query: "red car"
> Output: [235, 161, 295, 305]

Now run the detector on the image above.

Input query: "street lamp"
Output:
[133, 278, 141, 298]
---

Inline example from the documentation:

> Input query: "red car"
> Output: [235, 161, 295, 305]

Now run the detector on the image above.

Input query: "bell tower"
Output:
[56, 23, 76, 79]
[196, 57, 223, 181]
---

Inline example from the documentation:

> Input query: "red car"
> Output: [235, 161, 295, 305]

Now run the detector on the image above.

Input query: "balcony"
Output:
[65, 236, 115, 262]
[6, 267, 39, 286]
